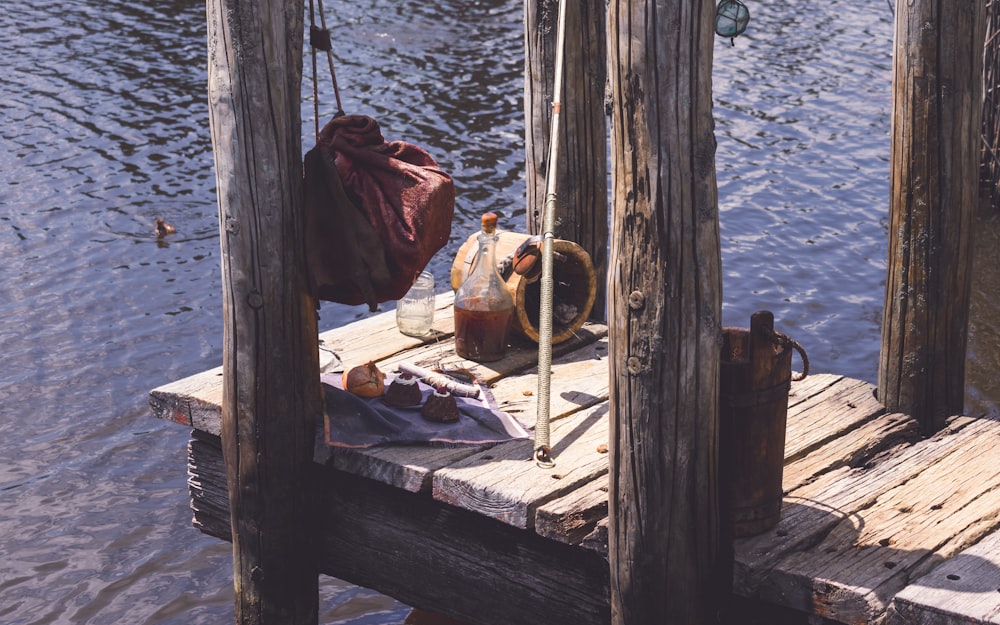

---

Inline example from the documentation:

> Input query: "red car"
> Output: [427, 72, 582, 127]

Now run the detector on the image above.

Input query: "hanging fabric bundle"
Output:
[303, 0, 455, 312]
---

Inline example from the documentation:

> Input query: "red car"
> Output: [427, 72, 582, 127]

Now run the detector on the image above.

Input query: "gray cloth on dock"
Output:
[321, 372, 530, 448]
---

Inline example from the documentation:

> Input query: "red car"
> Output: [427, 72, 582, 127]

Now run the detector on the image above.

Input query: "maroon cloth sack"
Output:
[304, 114, 454, 311]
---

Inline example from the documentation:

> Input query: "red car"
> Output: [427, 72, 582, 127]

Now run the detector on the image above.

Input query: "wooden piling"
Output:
[606, 1, 723, 624]
[879, 0, 986, 434]
[206, 0, 322, 623]
[524, 0, 608, 320]
[981, 0, 1000, 209]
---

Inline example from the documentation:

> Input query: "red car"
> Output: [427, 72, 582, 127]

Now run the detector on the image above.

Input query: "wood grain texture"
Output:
[889, 528, 1000, 625]
[154, 319, 607, 494]
[189, 431, 611, 625]
[149, 367, 224, 433]
[207, 0, 321, 621]
[433, 402, 610, 529]
[524, 0, 609, 319]
[782, 411, 922, 492]
[322, 293, 457, 369]
[606, 1, 723, 623]
[148, 293, 456, 437]
[734, 417, 977, 593]
[325, 332, 610, 494]
[535, 474, 609, 548]
[160, 279, 1000, 625]
[879, 0, 987, 433]
[490, 335, 610, 428]
[177, 370, 1000, 625]
[784, 376, 885, 462]
[375, 321, 606, 386]
[736, 416, 1000, 624]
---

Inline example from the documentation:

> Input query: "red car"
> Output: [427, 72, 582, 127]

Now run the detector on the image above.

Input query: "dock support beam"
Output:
[524, 0, 609, 319]
[879, 0, 986, 434]
[206, 0, 322, 623]
[607, 1, 723, 624]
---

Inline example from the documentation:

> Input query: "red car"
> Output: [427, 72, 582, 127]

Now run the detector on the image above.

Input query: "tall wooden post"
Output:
[982, 1, 1000, 210]
[207, 0, 322, 623]
[607, 1, 722, 623]
[879, 0, 986, 434]
[524, 0, 609, 319]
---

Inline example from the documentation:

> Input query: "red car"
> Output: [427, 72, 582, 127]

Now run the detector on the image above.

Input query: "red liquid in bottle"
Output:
[454, 305, 513, 362]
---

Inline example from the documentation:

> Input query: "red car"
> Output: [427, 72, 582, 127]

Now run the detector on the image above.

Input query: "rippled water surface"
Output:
[0, 0, 995, 623]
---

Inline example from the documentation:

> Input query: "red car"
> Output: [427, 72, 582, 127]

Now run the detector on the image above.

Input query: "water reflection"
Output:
[714, 1, 894, 380]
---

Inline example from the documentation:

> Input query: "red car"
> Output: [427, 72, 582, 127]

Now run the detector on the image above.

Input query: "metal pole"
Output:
[534, 0, 568, 468]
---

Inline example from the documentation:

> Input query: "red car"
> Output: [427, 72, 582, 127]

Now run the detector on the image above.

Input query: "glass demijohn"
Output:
[453, 213, 515, 362]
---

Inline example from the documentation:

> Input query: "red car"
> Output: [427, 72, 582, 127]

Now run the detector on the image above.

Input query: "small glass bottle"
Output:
[454, 213, 515, 362]
[396, 271, 436, 337]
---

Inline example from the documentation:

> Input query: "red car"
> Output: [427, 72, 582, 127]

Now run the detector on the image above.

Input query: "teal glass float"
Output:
[716, 0, 750, 45]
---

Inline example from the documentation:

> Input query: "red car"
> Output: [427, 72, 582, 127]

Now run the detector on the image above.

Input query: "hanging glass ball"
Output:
[715, 0, 750, 39]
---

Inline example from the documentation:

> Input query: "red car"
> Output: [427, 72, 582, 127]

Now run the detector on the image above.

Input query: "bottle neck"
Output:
[476, 230, 498, 276]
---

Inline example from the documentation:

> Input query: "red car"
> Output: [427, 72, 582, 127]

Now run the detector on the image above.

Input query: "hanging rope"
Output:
[534, 0, 569, 469]
[308, 0, 344, 142]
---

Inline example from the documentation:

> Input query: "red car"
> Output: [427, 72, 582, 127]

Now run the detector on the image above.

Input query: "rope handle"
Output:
[771, 330, 809, 381]
[308, 0, 344, 142]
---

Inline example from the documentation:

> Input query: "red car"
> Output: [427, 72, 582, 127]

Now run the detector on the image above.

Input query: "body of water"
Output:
[1, 1, 994, 623]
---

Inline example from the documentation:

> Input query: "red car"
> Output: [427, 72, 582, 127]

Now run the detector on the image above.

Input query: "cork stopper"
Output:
[481, 212, 498, 234]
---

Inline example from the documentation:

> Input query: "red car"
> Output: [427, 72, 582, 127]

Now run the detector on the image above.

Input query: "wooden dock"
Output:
[149, 293, 1000, 625]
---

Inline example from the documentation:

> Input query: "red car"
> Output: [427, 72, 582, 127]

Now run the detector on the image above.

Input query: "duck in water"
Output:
[154, 217, 176, 238]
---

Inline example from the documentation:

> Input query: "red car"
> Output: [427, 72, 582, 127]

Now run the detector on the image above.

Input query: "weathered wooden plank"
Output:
[375, 322, 607, 384]
[158, 318, 608, 495]
[735, 415, 982, 594]
[315, 467, 610, 625]
[149, 293, 455, 435]
[188, 430, 230, 536]
[319, 444, 482, 495]
[150, 353, 339, 432]
[768, 434, 1000, 624]
[528, 376, 906, 557]
[150, 367, 224, 432]
[787, 372, 845, 407]
[433, 402, 610, 529]
[535, 475, 609, 548]
[180, 358, 1000, 625]
[322, 292, 457, 367]
[150, 299, 598, 438]
[888, 527, 1000, 625]
[581, 517, 609, 557]
[320, 332, 610, 494]
[737, 416, 1000, 624]
[785, 376, 885, 461]
[188, 431, 611, 625]
[531, 375, 896, 556]
[490, 336, 610, 429]
[782, 411, 923, 493]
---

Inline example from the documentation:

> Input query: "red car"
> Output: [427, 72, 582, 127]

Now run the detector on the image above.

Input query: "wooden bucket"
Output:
[450, 231, 596, 344]
[719, 311, 792, 538]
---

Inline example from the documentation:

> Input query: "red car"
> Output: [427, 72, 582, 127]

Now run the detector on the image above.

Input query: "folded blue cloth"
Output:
[322, 372, 530, 448]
